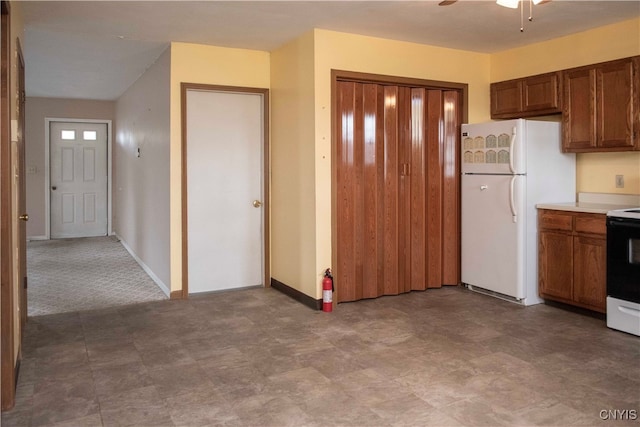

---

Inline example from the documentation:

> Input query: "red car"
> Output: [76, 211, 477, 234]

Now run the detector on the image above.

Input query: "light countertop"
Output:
[536, 192, 640, 215]
[536, 201, 639, 215]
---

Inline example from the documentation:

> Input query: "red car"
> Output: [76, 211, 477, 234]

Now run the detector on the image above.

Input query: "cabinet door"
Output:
[539, 230, 573, 301]
[523, 72, 561, 113]
[573, 235, 606, 312]
[597, 59, 635, 149]
[491, 79, 522, 118]
[563, 67, 596, 151]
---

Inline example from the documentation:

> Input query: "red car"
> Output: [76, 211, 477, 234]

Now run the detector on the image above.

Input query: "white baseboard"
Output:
[27, 235, 48, 241]
[114, 234, 170, 297]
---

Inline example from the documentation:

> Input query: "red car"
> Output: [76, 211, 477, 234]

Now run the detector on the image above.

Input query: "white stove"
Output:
[606, 207, 640, 336]
[607, 207, 640, 220]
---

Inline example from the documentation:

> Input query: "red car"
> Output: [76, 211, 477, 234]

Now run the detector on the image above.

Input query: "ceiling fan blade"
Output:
[438, 0, 458, 5]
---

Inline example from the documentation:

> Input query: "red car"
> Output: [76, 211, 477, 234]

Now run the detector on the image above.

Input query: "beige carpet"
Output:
[27, 236, 167, 316]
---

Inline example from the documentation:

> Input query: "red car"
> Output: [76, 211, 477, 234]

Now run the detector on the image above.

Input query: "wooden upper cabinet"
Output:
[563, 56, 639, 152]
[562, 67, 597, 150]
[490, 72, 561, 119]
[523, 72, 562, 112]
[491, 79, 522, 117]
[598, 59, 636, 149]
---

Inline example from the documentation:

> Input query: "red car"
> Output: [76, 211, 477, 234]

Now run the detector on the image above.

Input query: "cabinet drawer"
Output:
[539, 211, 573, 231]
[575, 214, 606, 235]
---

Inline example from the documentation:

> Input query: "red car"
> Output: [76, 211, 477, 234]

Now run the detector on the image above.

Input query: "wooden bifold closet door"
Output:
[336, 81, 460, 303]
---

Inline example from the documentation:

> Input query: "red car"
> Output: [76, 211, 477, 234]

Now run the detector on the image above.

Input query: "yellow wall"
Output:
[490, 18, 640, 80]
[491, 18, 640, 195]
[169, 20, 640, 299]
[270, 31, 317, 297]
[169, 42, 270, 292]
[312, 29, 491, 298]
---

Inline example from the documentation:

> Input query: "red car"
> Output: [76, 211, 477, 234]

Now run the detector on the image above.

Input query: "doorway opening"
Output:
[26, 118, 167, 316]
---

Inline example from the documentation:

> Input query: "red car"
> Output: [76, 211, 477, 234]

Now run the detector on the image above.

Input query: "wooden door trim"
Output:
[331, 70, 467, 305]
[45, 119, 113, 239]
[180, 83, 270, 299]
[1, 0, 16, 410]
[16, 35, 26, 336]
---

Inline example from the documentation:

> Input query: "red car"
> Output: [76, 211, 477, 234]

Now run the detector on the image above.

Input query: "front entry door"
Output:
[50, 122, 108, 238]
[185, 88, 266, 294]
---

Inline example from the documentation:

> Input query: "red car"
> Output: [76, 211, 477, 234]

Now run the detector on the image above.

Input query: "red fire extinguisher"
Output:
[323, 268, 334, 312]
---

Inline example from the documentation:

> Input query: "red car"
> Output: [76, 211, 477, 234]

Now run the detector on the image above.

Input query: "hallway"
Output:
[2, 286, 638, 426]
[27, 236, 167, 316]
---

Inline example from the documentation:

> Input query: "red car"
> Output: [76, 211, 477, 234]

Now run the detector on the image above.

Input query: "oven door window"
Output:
[607, 218, 640, 304]
[630, 238, 640, 264]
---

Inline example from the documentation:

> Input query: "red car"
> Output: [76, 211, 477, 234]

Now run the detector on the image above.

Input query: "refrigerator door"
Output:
[461, 119, 525, 175]
[461, 174, 526, 299]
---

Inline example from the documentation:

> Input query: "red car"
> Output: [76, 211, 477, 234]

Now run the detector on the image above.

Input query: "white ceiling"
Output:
[21, 0, 640, 100]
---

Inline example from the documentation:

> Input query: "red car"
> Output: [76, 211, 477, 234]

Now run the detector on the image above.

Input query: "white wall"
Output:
[25, 98, 115, 238]
[114, 47, 171, 293]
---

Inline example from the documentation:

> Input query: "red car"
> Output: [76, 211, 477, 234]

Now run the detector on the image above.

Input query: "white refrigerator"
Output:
[461, 119, 575, 305]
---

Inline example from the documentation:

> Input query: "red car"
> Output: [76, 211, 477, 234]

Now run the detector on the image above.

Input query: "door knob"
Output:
[19, 214, 29, 221]
[252, 200, 263, 208]
[51, 186, 57, 190]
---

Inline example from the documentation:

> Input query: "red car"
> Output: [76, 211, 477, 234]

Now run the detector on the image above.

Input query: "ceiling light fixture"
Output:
[497, 0, 546, 32]
[496, 0, 519, 8]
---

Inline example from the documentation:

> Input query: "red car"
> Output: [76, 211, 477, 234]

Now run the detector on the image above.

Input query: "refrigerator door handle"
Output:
[509, 126, 517, 174]
[509, 176, 517, 223]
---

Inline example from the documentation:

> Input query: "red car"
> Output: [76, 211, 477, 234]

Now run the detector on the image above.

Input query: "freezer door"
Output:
[461, 174, 526, 299]
[461, 120, 524, 175]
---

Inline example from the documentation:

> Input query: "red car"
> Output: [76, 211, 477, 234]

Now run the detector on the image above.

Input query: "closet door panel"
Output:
[442, 90, 461, 285]
[398, 87, 412, 294]
[382, 86, 400, 296]
[336, 81, 358, 302]
[426, 90, 444, 288]
[409, 88, 427, 291]
[362, 84, 385, 299]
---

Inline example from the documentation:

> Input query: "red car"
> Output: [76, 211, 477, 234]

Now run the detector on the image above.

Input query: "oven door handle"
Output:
[608, 219, 640, 229]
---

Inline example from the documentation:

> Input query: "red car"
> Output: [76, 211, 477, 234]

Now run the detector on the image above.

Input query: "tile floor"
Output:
[2, 286, 639, 426]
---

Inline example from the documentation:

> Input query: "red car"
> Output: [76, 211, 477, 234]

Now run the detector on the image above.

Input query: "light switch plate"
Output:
[615, 175, 624, 188]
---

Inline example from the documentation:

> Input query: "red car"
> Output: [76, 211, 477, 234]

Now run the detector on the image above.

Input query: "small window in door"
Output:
[61, 130, 76, 140]
[83, 131, 97, 141]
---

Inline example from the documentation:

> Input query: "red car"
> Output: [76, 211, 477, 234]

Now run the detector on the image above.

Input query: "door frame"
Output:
[1, 0, 15, 411]
[44, 118, 112, 239]
[180, 83, 270, 298]
[331, 69, 468, 304]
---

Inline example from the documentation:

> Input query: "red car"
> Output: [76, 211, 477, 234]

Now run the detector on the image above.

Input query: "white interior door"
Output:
[50, 122, 108, 238]
[186, 89, 264, 294]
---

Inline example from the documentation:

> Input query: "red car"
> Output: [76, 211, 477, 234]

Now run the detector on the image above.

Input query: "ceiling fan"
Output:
[438, 0, 552, 32]
[438, 0, 552, 6]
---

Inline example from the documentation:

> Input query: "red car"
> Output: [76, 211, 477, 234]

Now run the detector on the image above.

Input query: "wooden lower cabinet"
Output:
[573, 236, 607, 309]
[539, 231, 573, 301]
[538, 209, 606, 312]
